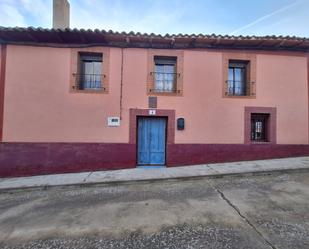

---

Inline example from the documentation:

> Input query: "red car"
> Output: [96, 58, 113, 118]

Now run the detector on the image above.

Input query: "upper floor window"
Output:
[153, 56, 177, 93]
[75, 53, 103, 90]
[222, 53, 256, 98]
[251, 113, 269, 142]
[70, 48, 109, 94]
[147, 50, 183, 96]
[227, 60, 248, 96]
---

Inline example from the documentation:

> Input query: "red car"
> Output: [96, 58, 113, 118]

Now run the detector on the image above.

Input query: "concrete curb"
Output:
[0, 156, 309, 192]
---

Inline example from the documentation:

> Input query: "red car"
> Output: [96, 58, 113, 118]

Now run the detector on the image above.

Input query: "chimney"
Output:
[53, 0, 70, 29]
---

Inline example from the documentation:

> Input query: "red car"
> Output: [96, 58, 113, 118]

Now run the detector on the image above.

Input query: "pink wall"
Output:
[2, 45, 308, 144]
[3, 46, 129, 142]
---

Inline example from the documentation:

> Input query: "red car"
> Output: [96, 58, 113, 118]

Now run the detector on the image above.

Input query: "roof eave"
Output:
[0, 27, 308, 52]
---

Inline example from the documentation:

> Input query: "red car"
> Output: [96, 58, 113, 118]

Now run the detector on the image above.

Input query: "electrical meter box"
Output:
[107, 117, 120, 126]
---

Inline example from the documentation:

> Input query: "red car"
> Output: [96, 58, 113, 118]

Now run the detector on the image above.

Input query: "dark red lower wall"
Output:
[167, 144, 309, 166]
[1, 142, 309, 178]
[0, 143, 136, 178]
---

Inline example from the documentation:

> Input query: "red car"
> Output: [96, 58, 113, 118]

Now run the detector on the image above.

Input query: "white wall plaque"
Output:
[107, 117, 120, 126]
[149, 109, 156, 115]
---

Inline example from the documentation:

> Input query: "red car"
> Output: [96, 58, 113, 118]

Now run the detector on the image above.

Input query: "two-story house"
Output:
[0, 0, 309, 177]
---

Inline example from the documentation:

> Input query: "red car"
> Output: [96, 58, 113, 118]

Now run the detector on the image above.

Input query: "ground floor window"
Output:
[244, 107, 276, 144]
[251, 113, 269, 142]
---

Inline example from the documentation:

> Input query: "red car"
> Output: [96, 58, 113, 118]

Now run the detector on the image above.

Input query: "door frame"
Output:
[136, 116, 168, 166]
[129, 109, 175, 166]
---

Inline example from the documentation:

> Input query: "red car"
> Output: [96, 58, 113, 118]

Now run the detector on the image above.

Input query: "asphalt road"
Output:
[0, 171, 308, 249]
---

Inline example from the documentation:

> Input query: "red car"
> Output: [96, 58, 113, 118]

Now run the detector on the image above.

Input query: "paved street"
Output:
[0, 171, 309, 249]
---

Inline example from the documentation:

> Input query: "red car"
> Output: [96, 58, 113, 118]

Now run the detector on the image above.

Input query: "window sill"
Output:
[148, 90, 183, 97]
[148, 92, 182, 97]
[223, 95, 256, 99]
[70, 89, 108, 94]
[249, 141, 272, 144]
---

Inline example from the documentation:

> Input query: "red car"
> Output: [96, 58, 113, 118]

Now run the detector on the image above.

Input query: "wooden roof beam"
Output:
[257, 40, 269, 48]
[274, 40, 286, 48]
[213, 38, 221, 45]
[291, 41, 305, 48]
[54, 32, 65, 43]
[26, 32, 39, 42]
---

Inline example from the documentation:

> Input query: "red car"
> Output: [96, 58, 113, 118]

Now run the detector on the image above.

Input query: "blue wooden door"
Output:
[138, 117, 166, 165]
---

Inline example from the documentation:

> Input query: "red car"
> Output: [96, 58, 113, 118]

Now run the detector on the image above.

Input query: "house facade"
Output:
[0, 26, 309, 177]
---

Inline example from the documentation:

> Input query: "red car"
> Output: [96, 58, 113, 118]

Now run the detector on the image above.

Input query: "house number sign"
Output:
[149, 109, 156, 115]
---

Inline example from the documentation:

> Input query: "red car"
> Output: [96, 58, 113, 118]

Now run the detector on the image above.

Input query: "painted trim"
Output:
[0, 45, 6, 142]
[1, 142, 309, 177]
[129, 109, 175, 144]
[244, 106, 277, 144]
[0, 143, 135, 178]
[167, 144, 309, 167]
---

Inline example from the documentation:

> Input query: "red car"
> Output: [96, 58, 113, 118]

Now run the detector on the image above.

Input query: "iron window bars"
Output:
[73, 53, 105, 90]
[151, 56, 180, 93]
[251, 113, 269, 142]
[72, 73, 106, 90]
[227, 61, 252, 96]
[149, 71, 181, 93]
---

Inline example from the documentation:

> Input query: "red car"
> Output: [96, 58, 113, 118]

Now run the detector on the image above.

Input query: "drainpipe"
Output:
[0, 44, 7, 142]
[119, 48, 124, 120]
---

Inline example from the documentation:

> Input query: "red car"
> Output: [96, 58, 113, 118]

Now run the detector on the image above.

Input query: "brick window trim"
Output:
[70, 47, 110, 94]
[244, 106, 277, 144]
[147, 49, 184, 97]
[223, 52, 256, 99]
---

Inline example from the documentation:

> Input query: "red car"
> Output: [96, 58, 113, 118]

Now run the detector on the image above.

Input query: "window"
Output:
[153, 56, 177, 93]
[76, 53, 103, 90]
[227, 60, 248, 96]
[251, 113, 269, 142]
[70, 48, 109, 93]
[147, 50, 183, 96]
[245, 107, 276, 144]
[222, 53, 256, 98]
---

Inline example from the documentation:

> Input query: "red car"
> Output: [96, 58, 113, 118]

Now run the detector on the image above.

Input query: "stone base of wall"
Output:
[1, 142, 309, 178]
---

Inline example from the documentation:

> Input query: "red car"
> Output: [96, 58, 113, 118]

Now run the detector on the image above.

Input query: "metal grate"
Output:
[251, 114, 269, 142]
[226, 80, 254, 96]
[150, 72, 180, 93]
[73, 73, 105, 90]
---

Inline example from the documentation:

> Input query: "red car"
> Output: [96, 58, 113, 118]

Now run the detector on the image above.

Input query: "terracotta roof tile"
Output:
[0, 26, 308, 51]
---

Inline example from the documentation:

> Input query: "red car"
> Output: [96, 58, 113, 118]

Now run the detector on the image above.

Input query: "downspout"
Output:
[0, 44, 7, 142]
[119, 48, 124, 120]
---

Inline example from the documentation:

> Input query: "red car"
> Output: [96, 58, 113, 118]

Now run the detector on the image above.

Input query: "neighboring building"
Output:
[0, 1, 309, 177]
